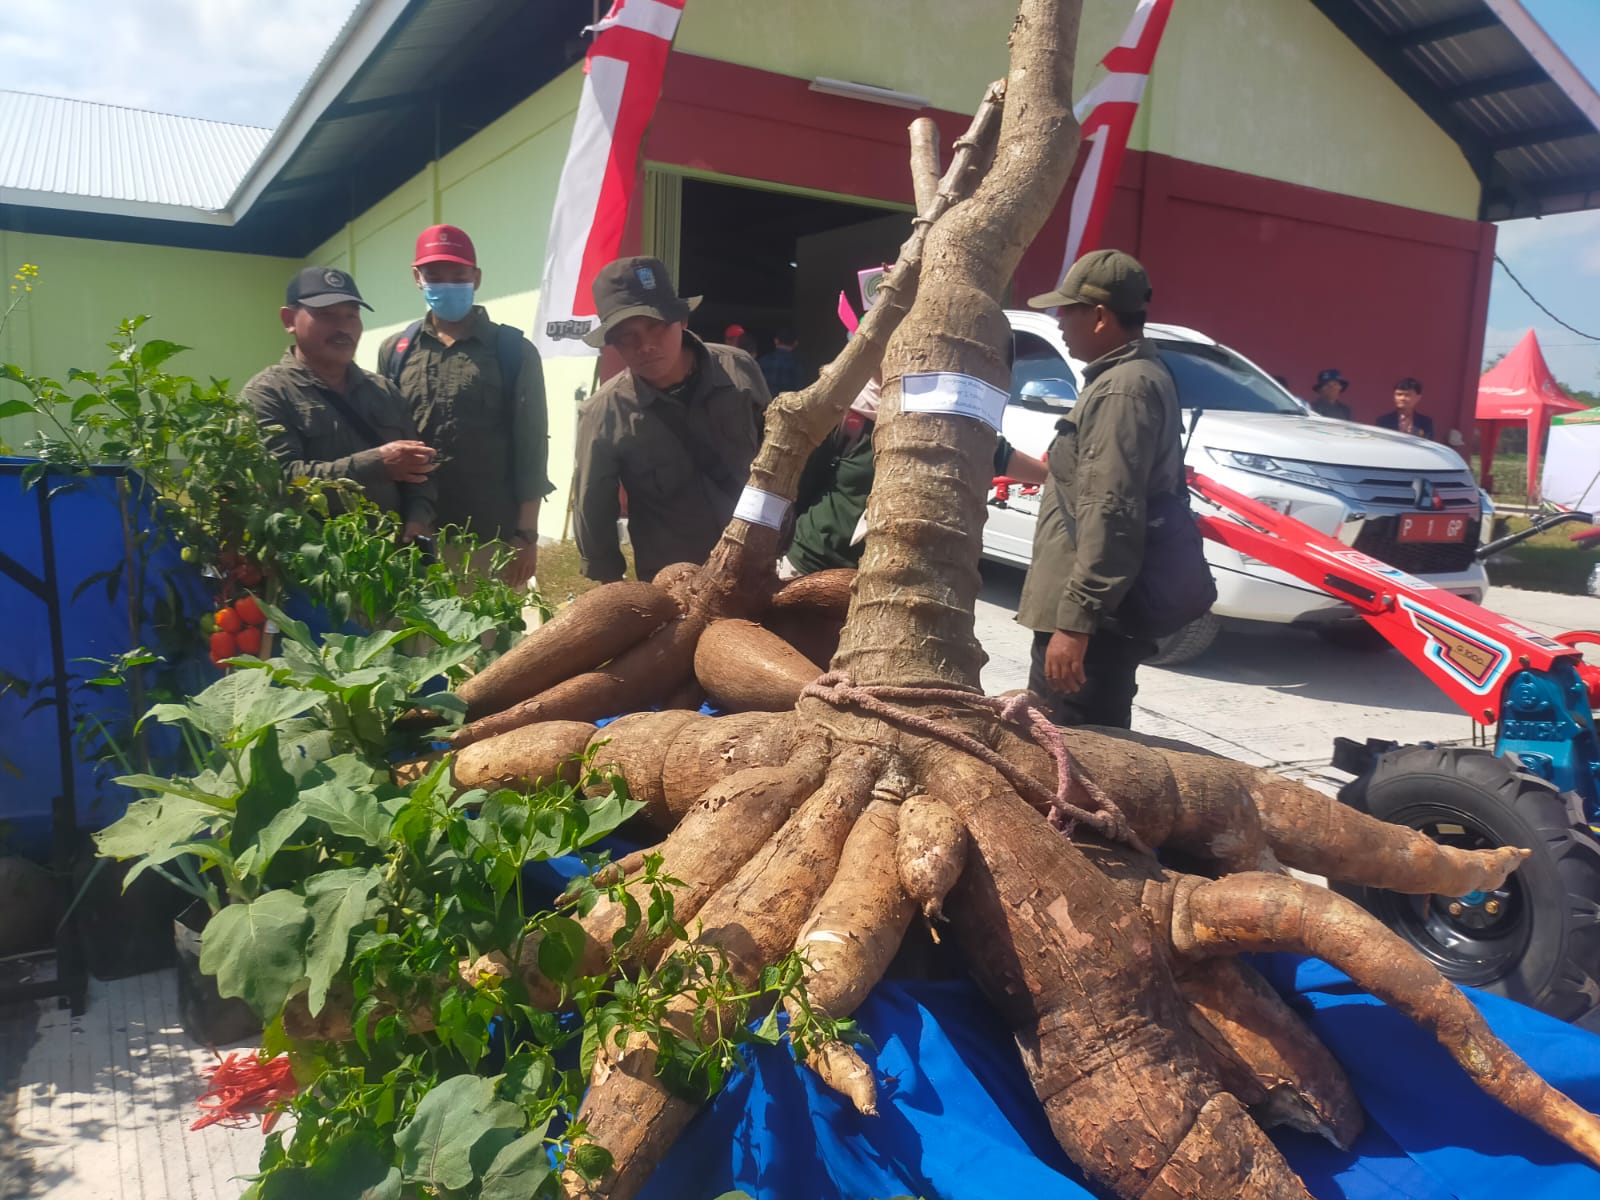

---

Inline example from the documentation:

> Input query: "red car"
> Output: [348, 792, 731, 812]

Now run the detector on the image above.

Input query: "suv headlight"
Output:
[1204, 447, 1328, 489]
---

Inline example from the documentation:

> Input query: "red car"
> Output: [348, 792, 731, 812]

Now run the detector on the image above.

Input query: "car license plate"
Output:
[1397, 513, 1468, 543]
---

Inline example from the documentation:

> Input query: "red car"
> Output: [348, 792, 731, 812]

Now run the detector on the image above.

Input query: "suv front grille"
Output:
[1309, 463, 1481, 511]
[1352, 516, 1481, 574]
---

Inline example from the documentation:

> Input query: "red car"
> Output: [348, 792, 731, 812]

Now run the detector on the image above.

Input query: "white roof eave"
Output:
[0, 186, 235, 226]
[1484, 0, 1600, 132]
[219, 0, 414, 221]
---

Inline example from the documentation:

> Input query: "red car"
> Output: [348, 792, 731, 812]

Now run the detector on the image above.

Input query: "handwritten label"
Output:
[734, 486, 789, 530]
[900, 372, 1008, 431]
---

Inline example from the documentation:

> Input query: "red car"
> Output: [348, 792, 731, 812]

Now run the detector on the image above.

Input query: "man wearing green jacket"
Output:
[1016, 249, 1183, 728]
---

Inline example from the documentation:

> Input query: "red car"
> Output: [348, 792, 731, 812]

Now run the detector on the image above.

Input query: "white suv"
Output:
[986, 309, 1493, 662]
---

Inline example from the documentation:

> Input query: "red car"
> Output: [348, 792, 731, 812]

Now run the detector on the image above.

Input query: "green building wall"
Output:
[302, 67, 590, 540]
[0, 230, 295, 451]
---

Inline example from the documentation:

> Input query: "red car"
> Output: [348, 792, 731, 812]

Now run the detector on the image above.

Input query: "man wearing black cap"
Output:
[1309, 368, 1353, 420]
[1016, 249, 1185, 728]
[572, 256, 770, 581]
[244, 267, 436, 539]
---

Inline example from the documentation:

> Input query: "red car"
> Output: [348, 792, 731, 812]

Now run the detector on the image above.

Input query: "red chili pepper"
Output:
[191, 1051, 298, 1132]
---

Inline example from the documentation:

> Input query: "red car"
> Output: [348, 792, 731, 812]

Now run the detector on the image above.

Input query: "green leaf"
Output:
[297, 779, 391, 846]
[566, 1142, 614, 1183]
[535, 916, 586, 984]
[145, 670, 318, 745]
[302, 867, 381, 1016]
[477, 1128, 552, 1200]
[199, 890, 310, 1018]
[254, 1130, 400, 1200]
[93, 795, 224, 860]
[138, 339, 189, 370]
[394, 1075, 522, 1192]
[576, 787, 645, 849]
[749, 1003, 782, 1047]
[0, 399, 34, 420]
[230, 729, 300, 863]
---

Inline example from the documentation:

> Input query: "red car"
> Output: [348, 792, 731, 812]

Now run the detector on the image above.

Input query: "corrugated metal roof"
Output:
[1321, 0, 1600, 217]
[0, 90, 270, 212]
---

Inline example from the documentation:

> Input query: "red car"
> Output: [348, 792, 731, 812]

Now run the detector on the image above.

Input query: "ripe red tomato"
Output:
[235, 626, 263, 656]
[209, 630, 238, 663]
[234, 595, 266, 627]
[214, 607, 243, 634]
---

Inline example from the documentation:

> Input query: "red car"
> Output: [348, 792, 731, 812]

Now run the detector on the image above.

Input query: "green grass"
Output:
[532, 539, 635, 606]
[1482, 515, 1598, 596]
[1469, 452, 1530, 505]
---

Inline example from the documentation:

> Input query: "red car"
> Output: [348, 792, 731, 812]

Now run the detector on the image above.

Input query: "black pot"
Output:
[174, 902, 261, 1046]
[75, 855, 188, 981]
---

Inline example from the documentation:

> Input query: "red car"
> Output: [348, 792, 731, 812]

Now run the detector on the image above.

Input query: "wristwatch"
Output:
[512, 530, 538, 545]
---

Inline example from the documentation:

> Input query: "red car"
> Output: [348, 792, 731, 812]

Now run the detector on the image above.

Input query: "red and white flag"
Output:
[533, 0, 687, 358]
[1056, 0, 1174, 277]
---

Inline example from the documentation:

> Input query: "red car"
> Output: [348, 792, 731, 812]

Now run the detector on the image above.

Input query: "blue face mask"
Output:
[422, 281, 475, 322]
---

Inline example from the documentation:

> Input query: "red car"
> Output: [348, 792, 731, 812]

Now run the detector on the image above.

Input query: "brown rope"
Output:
[799, 671, 1144, 850]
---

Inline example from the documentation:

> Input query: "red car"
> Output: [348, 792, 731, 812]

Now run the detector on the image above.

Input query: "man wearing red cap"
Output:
[379, 225, 552, 586]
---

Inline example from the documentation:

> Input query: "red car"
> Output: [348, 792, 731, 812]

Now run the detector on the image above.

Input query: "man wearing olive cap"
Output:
[1016, 249, 1184, 727]
[572, 256, 770, 581]
[245, 266, 436, 540]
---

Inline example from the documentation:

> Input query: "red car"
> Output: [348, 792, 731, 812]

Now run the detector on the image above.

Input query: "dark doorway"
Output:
[675, 176, 912, 374]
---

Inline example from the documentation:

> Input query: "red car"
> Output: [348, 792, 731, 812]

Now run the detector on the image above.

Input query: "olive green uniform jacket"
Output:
[1017, 338, 1182, 636]
[573, 334, 769, 582]
[378, 307, 553, 543]
[244, 349, 436, 527]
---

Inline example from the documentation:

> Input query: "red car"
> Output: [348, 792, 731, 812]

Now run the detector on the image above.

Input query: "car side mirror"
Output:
[1021, 378, 1077, 408]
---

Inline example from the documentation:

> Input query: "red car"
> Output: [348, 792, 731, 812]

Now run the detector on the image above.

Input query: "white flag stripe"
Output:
[1072, 72, 1147, 122]
[1061, 127, 1108, 272]
[533, 56, 629, 358]
[585, 0, 682, 41]
[1116, 0, 1159, 51]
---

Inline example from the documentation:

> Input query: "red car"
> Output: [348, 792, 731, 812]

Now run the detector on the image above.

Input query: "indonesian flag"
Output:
[1056, 0, 1174, 276]
[533, 0, 687, 357]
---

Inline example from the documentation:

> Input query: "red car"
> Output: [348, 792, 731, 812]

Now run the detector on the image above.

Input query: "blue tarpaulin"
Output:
[0, 462, 207, 859]
[634, 960, 1600, 1200]
[527, 846, 1600, 1198]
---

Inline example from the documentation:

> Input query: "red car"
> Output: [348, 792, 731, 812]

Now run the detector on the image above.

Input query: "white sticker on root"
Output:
[734, 485, 790, 530]
[900, 371, 1008, 431]
[802, 930, 848, 946]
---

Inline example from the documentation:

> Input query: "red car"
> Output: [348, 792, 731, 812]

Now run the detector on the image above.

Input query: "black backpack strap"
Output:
[649, 398, 741, 497]
[384, 319, 425, 386]
[319, 386, 384, 449]
[494, 324, 524, 392]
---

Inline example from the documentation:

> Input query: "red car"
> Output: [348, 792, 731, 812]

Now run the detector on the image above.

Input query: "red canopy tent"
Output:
[1475, 329, 1588, 499]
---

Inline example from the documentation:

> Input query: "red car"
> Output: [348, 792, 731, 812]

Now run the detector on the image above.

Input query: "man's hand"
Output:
[377, 440, 437, 484]
[399, 520, 432, 546]
[1044, 629, 1091, 693]
[501, 539, 538, 589]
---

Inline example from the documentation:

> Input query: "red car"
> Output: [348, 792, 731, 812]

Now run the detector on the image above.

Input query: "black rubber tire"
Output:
[1148, 613, 1221, 667]
[1336, 745, 1600, 1026]
[1313, 621, 1392, 652]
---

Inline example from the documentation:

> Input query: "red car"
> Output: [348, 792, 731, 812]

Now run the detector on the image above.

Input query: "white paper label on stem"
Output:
[899, 371, 1008, 431]
[734, 486, 789, 530]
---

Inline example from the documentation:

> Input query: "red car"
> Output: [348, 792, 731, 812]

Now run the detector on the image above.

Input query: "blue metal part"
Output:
[1495, 663, 1600, 825]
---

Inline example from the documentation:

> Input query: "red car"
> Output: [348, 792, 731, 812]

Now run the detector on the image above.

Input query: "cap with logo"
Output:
[1027, 248, 1151, 314]
[286, 266, 371, 310]
[413, 224, 477, 268]
[1316, 368, 1350, 390]
[584, 256, 702, 348]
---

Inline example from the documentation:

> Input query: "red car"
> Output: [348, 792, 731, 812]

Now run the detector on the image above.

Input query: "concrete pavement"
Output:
[974, 564, 1600, 783]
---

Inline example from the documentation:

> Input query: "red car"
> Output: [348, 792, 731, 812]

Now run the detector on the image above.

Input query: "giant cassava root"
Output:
[322, 1, 1600, 1194]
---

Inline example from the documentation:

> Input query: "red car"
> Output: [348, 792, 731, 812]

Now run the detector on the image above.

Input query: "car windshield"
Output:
[1156, 341, 1303, 414]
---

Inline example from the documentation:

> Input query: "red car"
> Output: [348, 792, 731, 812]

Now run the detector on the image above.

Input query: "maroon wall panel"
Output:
[647, 56, 1495, 440]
